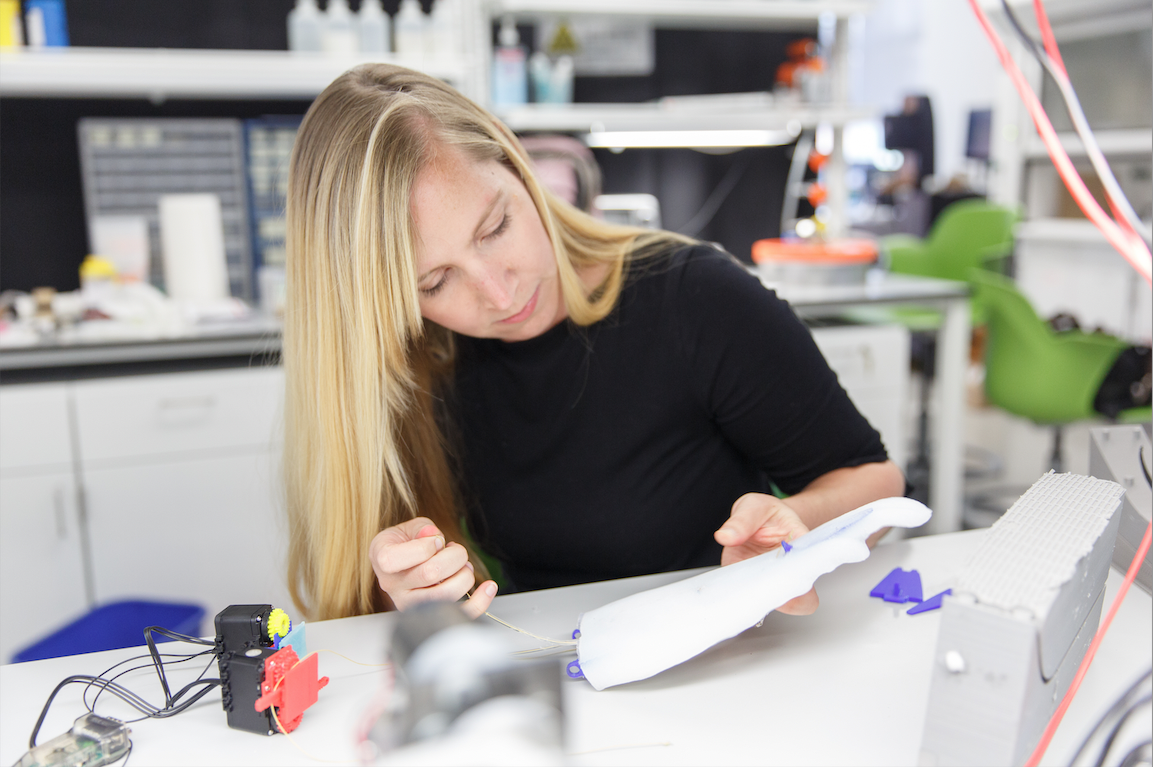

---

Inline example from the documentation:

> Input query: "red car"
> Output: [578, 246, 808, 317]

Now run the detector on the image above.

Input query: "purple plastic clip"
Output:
[572, 628, 580, 639]
[781, 541, 793, 553]
[907, 589, 952, 615]
[869, 567, 923, 603]
[566, 660, 584, 680]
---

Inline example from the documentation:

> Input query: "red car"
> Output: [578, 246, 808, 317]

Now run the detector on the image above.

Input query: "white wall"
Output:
[851, 0, 1002, 185]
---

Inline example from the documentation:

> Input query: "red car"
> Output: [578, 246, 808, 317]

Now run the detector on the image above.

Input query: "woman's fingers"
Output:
[714, 493, 773, 548]
[373, 533, 447, 575]
[776, 587, 819, 615]
[460, 580, 499, 620]
[394, 559, 477, 610]
[394, 542, 470, 591]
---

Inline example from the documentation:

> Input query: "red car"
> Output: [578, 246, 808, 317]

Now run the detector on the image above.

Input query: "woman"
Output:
[283, 63, 905, 622]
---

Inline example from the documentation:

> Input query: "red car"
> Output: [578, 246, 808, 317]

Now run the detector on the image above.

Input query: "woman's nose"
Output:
[475, 264, 515, 310]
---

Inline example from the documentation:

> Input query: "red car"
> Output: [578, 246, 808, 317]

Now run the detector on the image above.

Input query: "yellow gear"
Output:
[268, 608, 291, 642]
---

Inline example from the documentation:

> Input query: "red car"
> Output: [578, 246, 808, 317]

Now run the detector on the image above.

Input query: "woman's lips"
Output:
[498, 286, 539, 324]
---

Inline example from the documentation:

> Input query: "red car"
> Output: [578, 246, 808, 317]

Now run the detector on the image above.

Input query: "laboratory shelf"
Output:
[489, 0, 871, 29]
[1021, 129, 1153, 159]
[1015, 217, 1153, 243]
[0, 47, 468, 100]
[495, 102, 873, 134]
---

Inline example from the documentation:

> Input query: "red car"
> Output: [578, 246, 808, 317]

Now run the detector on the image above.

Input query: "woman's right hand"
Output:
[369, 517, 498, 619]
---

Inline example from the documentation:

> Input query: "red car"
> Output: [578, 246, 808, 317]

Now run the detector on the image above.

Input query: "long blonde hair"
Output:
[284, 63, 689, 619]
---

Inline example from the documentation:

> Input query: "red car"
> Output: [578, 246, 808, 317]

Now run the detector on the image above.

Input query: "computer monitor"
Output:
[966, 109, 993, 161]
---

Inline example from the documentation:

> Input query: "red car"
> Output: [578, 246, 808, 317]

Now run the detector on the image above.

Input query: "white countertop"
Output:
[2, 529, 1149, 766]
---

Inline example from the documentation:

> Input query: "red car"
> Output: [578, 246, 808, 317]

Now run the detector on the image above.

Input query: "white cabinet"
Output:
[72, 367, 290, 620]
[83, 452, 290, 625]
[72, 368, 281, 465]
[0, 385, 89, 663]
[811, 323, 911, 473]
[0, 367, 289, 663]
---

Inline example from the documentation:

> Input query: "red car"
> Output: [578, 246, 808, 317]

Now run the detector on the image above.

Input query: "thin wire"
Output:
[1022, 519, 1153, 767]
[1093, 696, 1152, 767]
[86, 650, 215, 712]
[1067, 668, 1152, 766]
[265, 654, 356, 764]
[1031, 0, 1066, 76]
[677, 154, 752, 237]
[313, 648, 392, 668]
[568, 741, 672, 756]
[1116, 740, 1153, 767]
[483, 613, 577, 645]
[998, 0, 1150, 245]
[967, 0, 1152, 285]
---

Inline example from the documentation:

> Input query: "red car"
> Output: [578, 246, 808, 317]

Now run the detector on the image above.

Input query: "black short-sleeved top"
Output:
[452, 244, 888, 592]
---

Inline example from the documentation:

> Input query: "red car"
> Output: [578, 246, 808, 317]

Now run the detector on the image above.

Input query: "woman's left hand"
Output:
[713, 492, 818, 615]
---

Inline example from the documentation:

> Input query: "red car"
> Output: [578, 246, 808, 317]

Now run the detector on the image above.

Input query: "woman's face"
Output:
[410, 144, 566, 342]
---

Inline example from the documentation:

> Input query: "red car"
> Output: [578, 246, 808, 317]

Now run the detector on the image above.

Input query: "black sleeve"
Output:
[671, 247, 890, 495]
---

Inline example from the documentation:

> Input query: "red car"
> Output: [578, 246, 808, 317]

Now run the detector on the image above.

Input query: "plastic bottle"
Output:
[394, 0, 426, 58]
[0, 0, 22, 47]
[357, 0, 391, 55]
[491, 16, 527, 107]
[24, 0, 69, 48]
[322, 0, 357, 55]
[427, 0, 459, 60]
[287, 0, 322, 52]
[549, 54, 574, 104]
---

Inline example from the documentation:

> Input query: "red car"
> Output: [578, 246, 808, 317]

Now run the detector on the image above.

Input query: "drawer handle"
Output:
[156, 396, 216, 427]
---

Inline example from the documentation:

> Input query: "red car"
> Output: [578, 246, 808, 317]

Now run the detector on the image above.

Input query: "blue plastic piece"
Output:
[907, 589, 952, 615]
[11, 600, 205, 663]
[869, 567, 923, 603]
[571, 628, 580, 639]
[566, 659, 584, 679]
[781, 541, 793, 553]
[282, 621, 308, 657]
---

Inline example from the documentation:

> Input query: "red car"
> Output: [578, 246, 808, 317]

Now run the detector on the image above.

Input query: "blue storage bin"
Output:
[11, 600, 206, 663]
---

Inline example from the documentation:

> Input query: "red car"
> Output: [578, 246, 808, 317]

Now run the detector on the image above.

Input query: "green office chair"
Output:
[969, 269, 1152, 472]
[884, 199, 1019, 326]
[847, 200, 1019, 504]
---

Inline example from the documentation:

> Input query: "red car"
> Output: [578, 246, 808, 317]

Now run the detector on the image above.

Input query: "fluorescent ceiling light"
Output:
[584, 129, 795, 149]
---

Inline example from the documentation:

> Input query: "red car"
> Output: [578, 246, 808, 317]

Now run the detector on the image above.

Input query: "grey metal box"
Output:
[919, 472, 1125, 767]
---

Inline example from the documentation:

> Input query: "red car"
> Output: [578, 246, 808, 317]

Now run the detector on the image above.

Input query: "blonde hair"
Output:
[283, 63, 690, 620]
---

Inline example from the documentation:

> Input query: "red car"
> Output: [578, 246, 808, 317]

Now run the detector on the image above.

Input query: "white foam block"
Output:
[575, 497, 932, 690]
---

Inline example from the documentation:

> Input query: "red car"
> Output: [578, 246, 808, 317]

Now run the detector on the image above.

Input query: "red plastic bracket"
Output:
[254, 646, 330, 733]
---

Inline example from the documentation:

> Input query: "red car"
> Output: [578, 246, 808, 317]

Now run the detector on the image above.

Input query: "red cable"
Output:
[1023, 519, 1153, 767]
[1032, 0, 1067, 78]
[1029, 0, 1139, 242]
[967, 0, 1152, 285]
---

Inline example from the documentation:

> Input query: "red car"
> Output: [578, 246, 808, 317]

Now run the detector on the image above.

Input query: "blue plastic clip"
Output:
[566, 660, 584, 680]
[869, 567, 923, 603]
[571, 628, 581, 639]
[781, 541, 793, 553]
[907, 589, 952, 615]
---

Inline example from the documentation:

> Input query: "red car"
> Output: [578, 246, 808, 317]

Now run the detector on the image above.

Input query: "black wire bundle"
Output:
[1066, 667, 1153, 767]
[28, 625, 222, 755]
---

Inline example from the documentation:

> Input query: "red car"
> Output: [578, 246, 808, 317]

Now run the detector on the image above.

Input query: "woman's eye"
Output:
[485, 213, 511, 241]
[420, 272, 449, 297]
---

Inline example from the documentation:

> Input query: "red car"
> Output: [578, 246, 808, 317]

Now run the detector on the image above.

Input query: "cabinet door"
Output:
[0, 473, 88, 663]
[811, 324, 911, 472]
[83, 451, 293, 625]
[0, 383, 73, 473]
[73, 367, 282, 466]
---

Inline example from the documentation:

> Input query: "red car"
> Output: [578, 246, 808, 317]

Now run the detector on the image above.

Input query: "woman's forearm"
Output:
[783, 460, 908, 540]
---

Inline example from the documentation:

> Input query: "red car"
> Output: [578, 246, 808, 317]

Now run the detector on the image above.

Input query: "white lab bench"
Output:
[0, 272, 963, 663]
[0, 529, 1148, 766]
